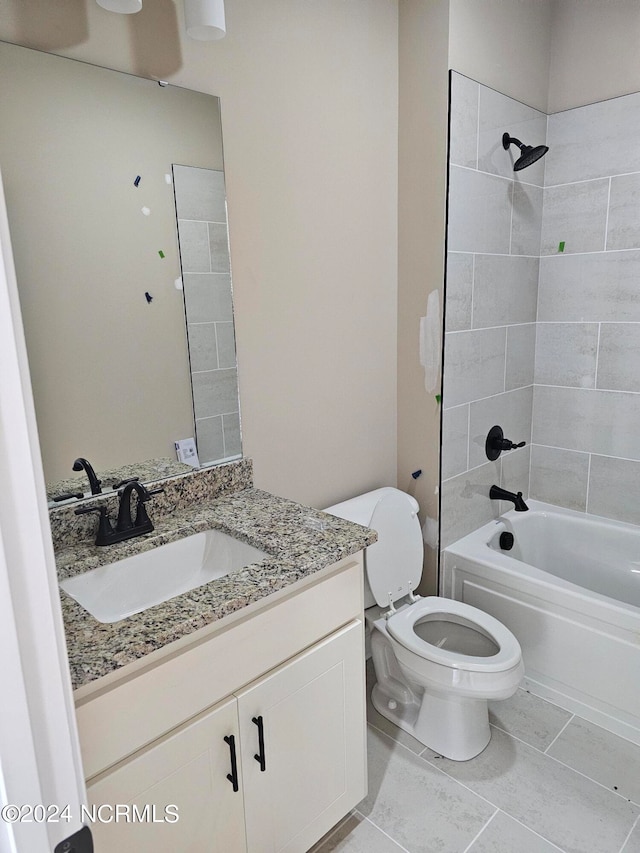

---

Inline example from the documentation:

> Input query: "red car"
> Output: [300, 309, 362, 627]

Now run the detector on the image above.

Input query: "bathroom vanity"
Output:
[53, 461, 374, 853]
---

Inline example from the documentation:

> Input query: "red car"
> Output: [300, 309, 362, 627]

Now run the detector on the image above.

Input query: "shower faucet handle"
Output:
[485, 425, 526, 461]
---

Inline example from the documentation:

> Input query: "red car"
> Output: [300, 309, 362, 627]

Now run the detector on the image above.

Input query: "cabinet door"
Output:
[236, 620, 366, 853]
[87, 696, 247, 853]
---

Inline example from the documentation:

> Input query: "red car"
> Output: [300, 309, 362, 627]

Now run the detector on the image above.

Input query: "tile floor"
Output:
[311, 663, 640, 853]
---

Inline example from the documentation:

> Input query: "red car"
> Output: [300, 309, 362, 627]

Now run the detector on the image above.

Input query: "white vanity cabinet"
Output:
[237, 621, 364, 852]
[77, 556, 367, 853]
[87, 695, 246, 852]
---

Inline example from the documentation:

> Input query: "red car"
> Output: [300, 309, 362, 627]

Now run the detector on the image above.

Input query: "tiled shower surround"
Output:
[173, 164, 241, 466]
[442, 72, 640, 547]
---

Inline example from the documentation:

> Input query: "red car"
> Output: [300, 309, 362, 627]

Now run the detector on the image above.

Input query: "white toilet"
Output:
[325, 487, 523, 761]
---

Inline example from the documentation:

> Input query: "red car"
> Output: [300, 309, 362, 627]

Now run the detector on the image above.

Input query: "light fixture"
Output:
[95, 0, 226, 41]
[184, 0, 226, 40]
[96, 0, 142, 12]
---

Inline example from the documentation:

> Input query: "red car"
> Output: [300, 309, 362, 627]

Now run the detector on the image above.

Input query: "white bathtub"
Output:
[443, 500, 640, 746]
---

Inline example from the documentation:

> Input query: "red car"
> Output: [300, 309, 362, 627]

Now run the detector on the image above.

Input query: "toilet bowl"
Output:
[324, 487, 523, 761]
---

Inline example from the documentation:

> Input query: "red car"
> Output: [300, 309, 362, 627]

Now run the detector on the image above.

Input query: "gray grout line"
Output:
[451, 162, 544, 190]
[450, 245, 640, 258]
[505, 811, 569, 853]
[604, 177, 612, 251]
[310, 811, 354, 851]
[543, 713, 575, 754]
[618, 814, 640, 853]
[487, 722, 640, 808]
[366, 679, 640, 847]
[461, 808, 499, 853]
[354, 811, 412, 852]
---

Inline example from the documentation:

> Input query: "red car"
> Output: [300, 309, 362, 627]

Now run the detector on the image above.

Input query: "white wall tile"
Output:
[173, 165, 226, 223]
[208, 222, 231, 273]
[532, 385, 640, 461]
[187, 322, 218, 372]
[538, 251, 640, 323]
[607, 172, 640, 250]
[540, 179, 609, 255]
[478, 85, 547, 185]
[448, 166, 512, 254]
[441, 405, 469, 480]
[472, 255, 539, 329]
[505, 324, 535, 391]
[500, 444, 530, 501]
[177, 219, 210, 272]
[443, 327, 506, 408]
[468, 386, 533, 471]
[440, 459, 501, 548]
[545, 91, 640, 185]
[597, 323, 640, 392]
[445, 252, 473, 332]
[535, 322, 598, 388]
[215, 321, 237, 369]
[195, 415, 225, 465]
[529, 444, 589, 512]
[511, 183, 543, 255]
[192, 368, 239, 419]
[587, 455, 640, 526]
[183, 273, 233, 324]
[222, 412, 242, 458]
[449, 72, 478, 169]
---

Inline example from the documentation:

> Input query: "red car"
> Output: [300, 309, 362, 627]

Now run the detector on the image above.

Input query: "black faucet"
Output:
[72, 457, 102, 495]
[489, 484, 529, 512]
[75, 482, 164, 546]
[116, 481, 163, 536]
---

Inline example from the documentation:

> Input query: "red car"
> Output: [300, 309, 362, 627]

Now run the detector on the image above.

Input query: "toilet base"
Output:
[369, 627, 494, 761]
[371, 681, 491, 761]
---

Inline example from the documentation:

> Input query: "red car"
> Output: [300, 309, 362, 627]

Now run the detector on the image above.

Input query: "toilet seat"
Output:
[386, 597, 521, 672]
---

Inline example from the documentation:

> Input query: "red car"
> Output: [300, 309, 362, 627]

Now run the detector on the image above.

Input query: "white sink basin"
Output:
[60, 529, 270, 624]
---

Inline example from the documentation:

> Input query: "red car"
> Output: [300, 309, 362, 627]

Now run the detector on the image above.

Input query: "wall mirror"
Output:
[0, 40, 241, 504]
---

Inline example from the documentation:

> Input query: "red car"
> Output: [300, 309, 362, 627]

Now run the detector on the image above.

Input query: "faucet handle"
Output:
[485, 425, 526, 461]
[74, 505, 115, 545]
[134, 486, 164, 527]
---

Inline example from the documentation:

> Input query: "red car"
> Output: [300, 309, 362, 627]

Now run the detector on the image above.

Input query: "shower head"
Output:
[502, 132, 549, 171]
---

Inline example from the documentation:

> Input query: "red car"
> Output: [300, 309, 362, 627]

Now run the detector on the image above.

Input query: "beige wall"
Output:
[397, 0, 449, 594]
[449, 0, 553, 112]
[0, 0, 399, 508]
[549, 0, 640, 112]
[0, 42, 222, 484]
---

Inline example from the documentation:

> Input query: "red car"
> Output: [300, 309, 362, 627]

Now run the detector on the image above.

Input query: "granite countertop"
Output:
[58, 487, 376, 691]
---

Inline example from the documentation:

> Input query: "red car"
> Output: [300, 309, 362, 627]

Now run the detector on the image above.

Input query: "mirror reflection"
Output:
[0, 41, 241, 503]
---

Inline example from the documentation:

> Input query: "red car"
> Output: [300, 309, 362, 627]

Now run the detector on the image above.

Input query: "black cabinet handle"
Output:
[224, 734, 239, 792]
[252, 715, 266, 771]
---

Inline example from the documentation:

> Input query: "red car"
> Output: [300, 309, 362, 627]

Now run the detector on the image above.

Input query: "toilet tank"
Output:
[324, 487, 421, 608]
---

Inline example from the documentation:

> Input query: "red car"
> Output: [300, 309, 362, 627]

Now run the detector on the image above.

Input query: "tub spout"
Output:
[490, 485, 529, 512]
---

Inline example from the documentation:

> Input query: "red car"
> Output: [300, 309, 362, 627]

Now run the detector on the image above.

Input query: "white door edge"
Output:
[0, 168, 88, 850]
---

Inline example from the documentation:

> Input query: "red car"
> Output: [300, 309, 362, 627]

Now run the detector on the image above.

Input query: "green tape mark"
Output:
[558, 241, 565, 253]
[435, 394, 442, 404]
[158, 250, 165, 259]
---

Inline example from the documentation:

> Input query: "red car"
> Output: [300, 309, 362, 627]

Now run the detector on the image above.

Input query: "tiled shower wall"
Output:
[173, 165, 241, 466]
[531, 91, 640, 525]
[442, 75, 640, 547]
[441, 73, 544, 548]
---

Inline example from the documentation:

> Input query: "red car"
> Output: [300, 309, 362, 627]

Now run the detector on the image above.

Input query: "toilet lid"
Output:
[366, 491, 423, 608]
[386, 597, 522, 672]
